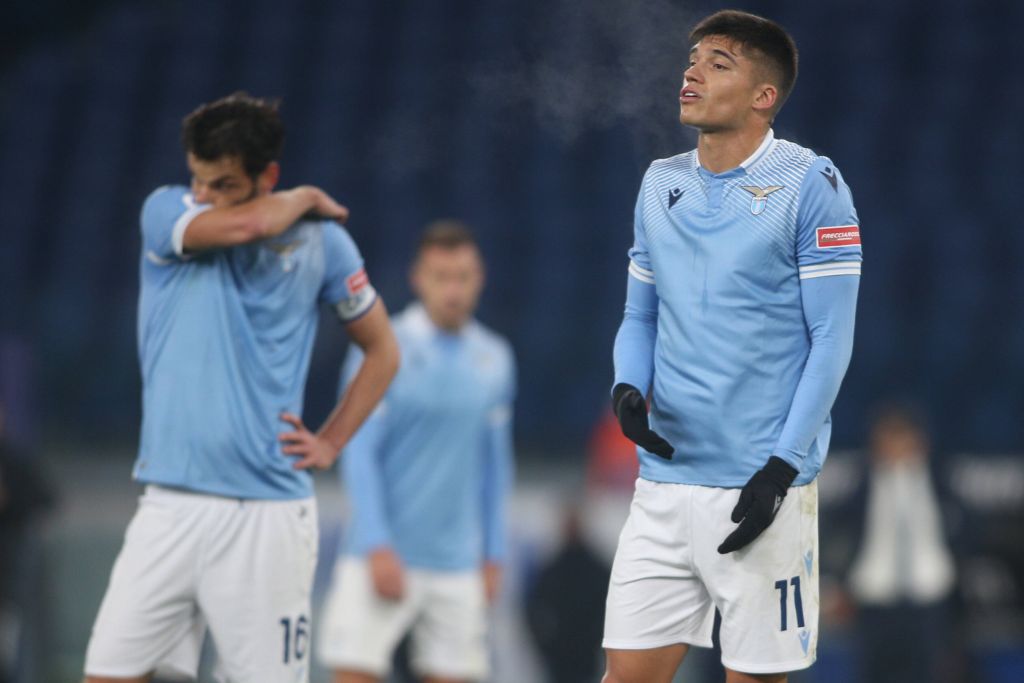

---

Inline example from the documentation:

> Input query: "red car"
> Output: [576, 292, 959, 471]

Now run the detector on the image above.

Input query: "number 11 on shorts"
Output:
[774, 576, 805, 631]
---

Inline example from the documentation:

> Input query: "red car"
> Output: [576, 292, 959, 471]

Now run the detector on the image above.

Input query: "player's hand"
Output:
[483, 562, 502, 605]
[369, 547, 405, 601]
[612, 383, 673, 459]
[278, 412, 341, 470]
[717, 456, 798, 554]
[302, 186, 349, 223]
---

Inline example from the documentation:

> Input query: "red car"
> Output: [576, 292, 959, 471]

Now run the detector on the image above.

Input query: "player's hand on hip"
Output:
[717, 456, 798, 554]
[369, 547, 406, 601]
[612, 383, 674, 459]
[483, 562, 502, 605]
[278, 412, 340, 470]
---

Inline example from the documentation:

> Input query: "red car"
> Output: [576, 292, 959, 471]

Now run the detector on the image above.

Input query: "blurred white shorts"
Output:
[603, 478, 819, 674]
[317, 557, 489, 680]
[84, 485, 318, 681]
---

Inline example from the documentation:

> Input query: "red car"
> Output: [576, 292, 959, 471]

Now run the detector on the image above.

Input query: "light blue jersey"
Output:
[134, 185, 377, 499]
[338, 304, 516, 570]
[614, 130, 862, 487]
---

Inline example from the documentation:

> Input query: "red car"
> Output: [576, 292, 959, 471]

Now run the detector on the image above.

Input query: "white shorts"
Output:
[317, 557, 489, 680]
[85, 485, 319, 681]
[604, 478, 819, 674]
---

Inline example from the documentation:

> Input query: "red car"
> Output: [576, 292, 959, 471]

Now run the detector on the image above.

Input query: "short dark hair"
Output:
[689, 10, 798, 112]
[182, 92, 285, 177]
[417, 219, 478, 253]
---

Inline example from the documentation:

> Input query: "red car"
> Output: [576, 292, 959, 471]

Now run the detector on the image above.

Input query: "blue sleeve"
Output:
[773, 161, 863, 465]
[481, 345, 516, 563]
[612, 170, 659, 396]
[140, 186, 210, 261]
[319, 224, 378, 322]
[795, 158, 862, 277]
[338, 344, 391, 550]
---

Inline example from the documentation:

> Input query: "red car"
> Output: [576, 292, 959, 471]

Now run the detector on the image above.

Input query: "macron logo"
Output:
[816, 225, 860, 249]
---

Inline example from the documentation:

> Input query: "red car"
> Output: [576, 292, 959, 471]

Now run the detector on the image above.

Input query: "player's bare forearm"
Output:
[316, 299, 399, 455]
[183, 186, 348, 252]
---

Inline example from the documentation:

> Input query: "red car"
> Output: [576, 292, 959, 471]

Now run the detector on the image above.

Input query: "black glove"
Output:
[717, 456, 798, 554]
[611, 383, 673, 459]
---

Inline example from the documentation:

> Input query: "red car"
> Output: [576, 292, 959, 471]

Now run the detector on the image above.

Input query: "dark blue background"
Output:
[1, 0, 1021, 456]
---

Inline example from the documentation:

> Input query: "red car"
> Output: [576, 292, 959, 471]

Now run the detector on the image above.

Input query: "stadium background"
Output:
[0, 0, 1021, 681]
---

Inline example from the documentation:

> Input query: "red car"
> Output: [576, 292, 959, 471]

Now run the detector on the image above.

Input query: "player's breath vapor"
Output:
[373, 0, 697, 179]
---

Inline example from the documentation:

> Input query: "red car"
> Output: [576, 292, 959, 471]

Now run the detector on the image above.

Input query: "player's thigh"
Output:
[603, 644, 689, 683]
[603, 479, 716, 651]
[198, 497, 319, 682]
[317, 557, 421, 677]
[410, 569, 488, 681]
[697, 482, 819, 675]
[84, 488, 203, 679]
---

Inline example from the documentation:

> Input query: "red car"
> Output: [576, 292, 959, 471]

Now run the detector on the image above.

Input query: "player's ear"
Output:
[752, 83, 778, 114]
[258, 161, 280, 194]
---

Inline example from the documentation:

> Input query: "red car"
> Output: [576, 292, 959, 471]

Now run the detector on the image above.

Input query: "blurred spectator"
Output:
[0, 402, 55, 683]
[525, 505, 610, 683]
[844, 403, 959, 683]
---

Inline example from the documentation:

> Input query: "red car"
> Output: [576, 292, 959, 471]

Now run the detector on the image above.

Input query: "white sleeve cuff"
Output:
[171, 203, 212, 257]
[335, 285, 377, 322]
[799, 261, 861, 280]
[628, 260, 655, 285]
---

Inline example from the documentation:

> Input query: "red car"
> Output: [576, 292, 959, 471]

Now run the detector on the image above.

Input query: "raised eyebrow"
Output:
[688, 44, 739, 65]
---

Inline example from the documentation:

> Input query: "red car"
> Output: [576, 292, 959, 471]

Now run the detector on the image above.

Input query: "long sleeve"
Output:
[612, 169, 659, 396]
[481, 348, 516, 563]
[773, 274, 859, 466]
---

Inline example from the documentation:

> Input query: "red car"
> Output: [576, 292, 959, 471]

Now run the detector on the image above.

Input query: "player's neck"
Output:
[696, 125, 771, 174]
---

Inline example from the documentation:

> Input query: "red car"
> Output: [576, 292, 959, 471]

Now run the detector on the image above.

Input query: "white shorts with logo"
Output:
[604, 478, 819, 674]
[317, 557, 489, 680]
[84, 485, 319, 681]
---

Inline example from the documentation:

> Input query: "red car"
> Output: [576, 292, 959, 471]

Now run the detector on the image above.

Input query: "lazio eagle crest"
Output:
[740, 185, 784, 215]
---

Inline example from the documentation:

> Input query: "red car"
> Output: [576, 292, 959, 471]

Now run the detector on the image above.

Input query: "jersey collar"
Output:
[694, 128, 776, 175]
[404, 302, 476, 340]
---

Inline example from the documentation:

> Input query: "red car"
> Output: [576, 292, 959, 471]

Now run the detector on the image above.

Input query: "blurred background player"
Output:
[83, 93, 399, 683]
[845, 403, 959, 683]
[604, 11, 861, 683]
[318, 221, 516, 683]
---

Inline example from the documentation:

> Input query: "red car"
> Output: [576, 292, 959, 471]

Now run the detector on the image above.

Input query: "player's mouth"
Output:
[679, 87, 701, 104]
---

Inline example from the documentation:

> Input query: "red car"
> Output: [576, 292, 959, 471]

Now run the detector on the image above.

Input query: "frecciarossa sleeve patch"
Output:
[815, 225, 860, 249]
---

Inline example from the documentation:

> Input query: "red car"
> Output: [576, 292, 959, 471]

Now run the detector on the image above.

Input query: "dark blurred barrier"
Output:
[0, 0, 1022, 454]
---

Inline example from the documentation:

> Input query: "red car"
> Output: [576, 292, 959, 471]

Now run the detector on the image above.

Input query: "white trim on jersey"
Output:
[171, 194, 211, 258]
[694, 128, 776, 172]
[628, 261, 656, 285]
[799, 261, 861, 280]
[335, 285, 377, 322]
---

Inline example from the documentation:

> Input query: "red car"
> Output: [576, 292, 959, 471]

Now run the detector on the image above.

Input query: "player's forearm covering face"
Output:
[772, 276, 858, 468]
[182, 186, 346, 253]
[316, 300, 399, 453]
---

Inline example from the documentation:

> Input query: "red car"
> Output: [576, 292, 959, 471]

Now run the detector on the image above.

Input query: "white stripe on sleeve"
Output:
[799, 261, 861, 280]
[628, 261, 656, 285]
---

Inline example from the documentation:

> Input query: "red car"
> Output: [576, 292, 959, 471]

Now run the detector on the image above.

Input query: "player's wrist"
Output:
[612, 383, 640, 417]
[763, 456, 799, 490]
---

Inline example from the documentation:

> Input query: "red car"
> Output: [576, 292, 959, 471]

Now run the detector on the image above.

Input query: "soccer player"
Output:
[83, 93, 399, 683]
[317, 221, 516, 683]
[603, 11, 862, 683]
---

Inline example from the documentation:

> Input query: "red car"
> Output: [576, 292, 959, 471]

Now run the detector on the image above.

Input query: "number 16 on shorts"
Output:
[280, 614, 309, 664]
